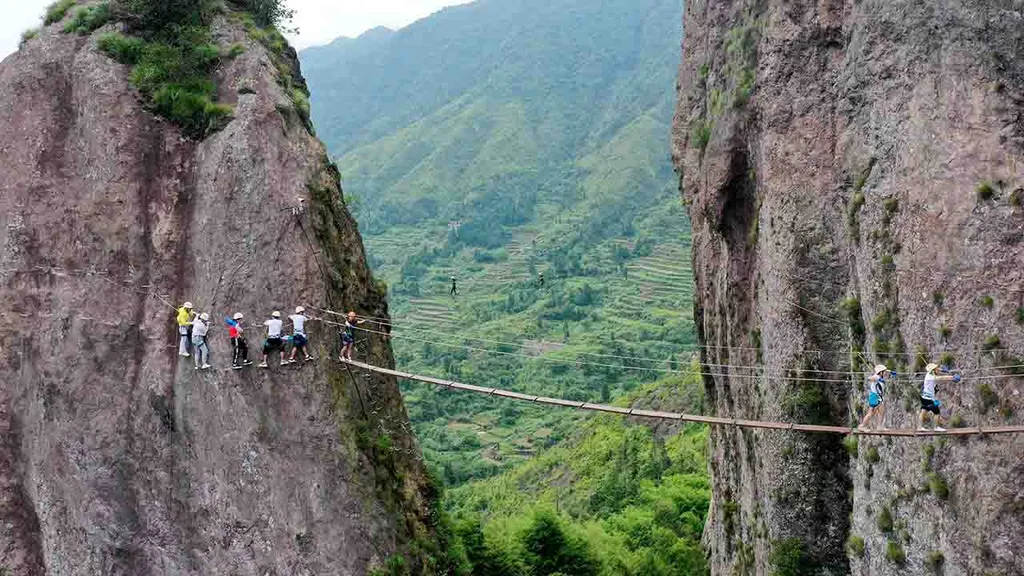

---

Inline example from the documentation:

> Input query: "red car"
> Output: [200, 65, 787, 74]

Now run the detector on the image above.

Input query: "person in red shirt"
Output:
[228, 312, 252, 369]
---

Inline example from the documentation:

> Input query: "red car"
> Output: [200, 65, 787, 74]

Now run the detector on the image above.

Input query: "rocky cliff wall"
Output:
[0, 12, 437, 576]
[673, 1, 1024, 574]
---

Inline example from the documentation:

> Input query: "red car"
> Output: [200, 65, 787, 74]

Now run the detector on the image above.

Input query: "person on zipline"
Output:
[191, 312, 212, 370]
[919, 363, 959, 432]
[859, 364, 893, 431]
[450, 276, 458, 296]
[340, 311, 364, 361]
[286, 306, 314, 364]
[259, 311, 285, 368]
[176, 301, 195, 356]
[227, 312, 252, 369]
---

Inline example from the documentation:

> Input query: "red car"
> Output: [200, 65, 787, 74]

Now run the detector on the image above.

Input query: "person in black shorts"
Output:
[259, 311, 285, 368]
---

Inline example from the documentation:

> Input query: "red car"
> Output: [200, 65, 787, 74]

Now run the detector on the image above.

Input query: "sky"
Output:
[0, 0, 471, 60]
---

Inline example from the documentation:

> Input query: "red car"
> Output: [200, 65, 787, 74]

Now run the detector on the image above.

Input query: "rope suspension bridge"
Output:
[8, 265, 1024, 438]
[340, 359, 1024, 438]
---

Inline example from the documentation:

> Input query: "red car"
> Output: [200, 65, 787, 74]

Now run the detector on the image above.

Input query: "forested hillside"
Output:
[301, 0, 694, 486]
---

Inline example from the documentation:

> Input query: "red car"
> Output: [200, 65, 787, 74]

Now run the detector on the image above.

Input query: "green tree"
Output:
[521, 510, 600, 576]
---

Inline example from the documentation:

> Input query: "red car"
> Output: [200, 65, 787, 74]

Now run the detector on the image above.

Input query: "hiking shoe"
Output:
[934, 426, 947, 432]
[201, 364, 212, 370]
[232, 365, 243, 370]
[304, 356, 315, 361]
[857, 425, 870, 432]
[258, 362, 268, 368]
[181, 352, 191, 357]
[917, 426, 928, 431]
[243, 360, 253, 366]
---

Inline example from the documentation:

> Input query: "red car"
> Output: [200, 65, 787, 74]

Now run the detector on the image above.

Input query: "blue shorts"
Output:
[342, 334, 354, 345]
[293, 333, 308, 348]
[868, 392, 882, 408]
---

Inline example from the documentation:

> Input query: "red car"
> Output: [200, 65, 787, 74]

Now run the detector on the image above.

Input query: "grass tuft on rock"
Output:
[847, 535, 865, 558]
[885, 541, 906, 565]
[976, 181, 996, 202]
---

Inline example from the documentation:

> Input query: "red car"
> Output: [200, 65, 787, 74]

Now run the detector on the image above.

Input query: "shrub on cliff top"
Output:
[64, 2, 111, 34]
[846, 535, 865, 558]
[19, 28, 39, 48]
[97, 28, 231, 137]
[44, 0, 76, 24]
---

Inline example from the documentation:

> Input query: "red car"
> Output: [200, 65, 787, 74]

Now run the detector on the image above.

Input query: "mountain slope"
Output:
[301, 0, 695, 486]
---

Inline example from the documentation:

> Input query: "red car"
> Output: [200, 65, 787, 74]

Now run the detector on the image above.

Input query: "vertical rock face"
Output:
[0, 16, 435, 576]
[673, 1, 1024, 574]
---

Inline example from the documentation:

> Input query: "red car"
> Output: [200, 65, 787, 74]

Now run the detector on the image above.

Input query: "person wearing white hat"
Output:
[919, 363, 960, 432]
[260, 311, 285, 368]
[858, 364, 893, 431]
[228, 312, 252, 369]
[285, 306, 314, 364]
[191, 312, 212, 370]
[176, 301, 195, 356]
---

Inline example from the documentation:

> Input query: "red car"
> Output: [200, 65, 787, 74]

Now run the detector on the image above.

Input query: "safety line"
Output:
[311, 304, 1024, 360]
[342, 360, 1024, 437]
[312, 308, 1023, 378]
[314, 315, 1023, 383]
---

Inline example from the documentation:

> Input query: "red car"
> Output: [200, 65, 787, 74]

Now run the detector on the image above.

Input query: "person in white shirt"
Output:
[919, 363, 960, 432]
[259, 311, 284, 368]
[286, 306, 314, 364]
[191, 312, 212, 370]
[858, 364, 892, 431]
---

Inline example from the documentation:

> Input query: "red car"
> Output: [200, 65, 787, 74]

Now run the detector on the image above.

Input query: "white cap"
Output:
[199, 312, 210, 321]
[233, 312, 244, 320]
[183, 301, 193, 309]
[272, 311, 281, 318]
[925, 363, 939, 373]
[295, 306, 305, 313]
[873, 364, 888, 375]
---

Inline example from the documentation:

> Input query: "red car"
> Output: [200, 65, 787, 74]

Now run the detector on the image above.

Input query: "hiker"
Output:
[450, 276, 458, 296]
[859, 364, 893, 431]
[176, 301, 195, 356]
[227, 312, 252, 369]
[538, 271, 544, 288]
[919, 363, 960, 432]
[340, 311, 364, 361]
[286, 306, 314, 363]
[259, 311, 285, 368]
[192, 312, 212, 370]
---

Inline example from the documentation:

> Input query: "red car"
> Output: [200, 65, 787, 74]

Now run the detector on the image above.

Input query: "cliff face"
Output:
[673, 1, 1024, 574]
[0, 14, 436, 576]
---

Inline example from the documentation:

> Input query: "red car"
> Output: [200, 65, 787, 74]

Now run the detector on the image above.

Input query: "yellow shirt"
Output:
[176, 307, 193, 327]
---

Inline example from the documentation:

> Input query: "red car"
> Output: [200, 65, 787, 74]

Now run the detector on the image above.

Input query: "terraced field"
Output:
[360, 204, 695, 481]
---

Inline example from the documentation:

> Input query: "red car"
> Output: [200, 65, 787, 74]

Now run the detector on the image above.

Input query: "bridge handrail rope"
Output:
[306, 305, 1024, 372]
[341, 359, 1024, 437]
[310, 312, 1024, 383]
[8, 268, 1022, 381]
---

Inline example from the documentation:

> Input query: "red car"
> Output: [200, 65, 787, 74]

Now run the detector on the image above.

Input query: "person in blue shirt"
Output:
[859, 364, 892, 431]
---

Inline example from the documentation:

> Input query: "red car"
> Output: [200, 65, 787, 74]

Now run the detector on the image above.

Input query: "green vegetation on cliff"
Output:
[38, 0, 295, 137]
